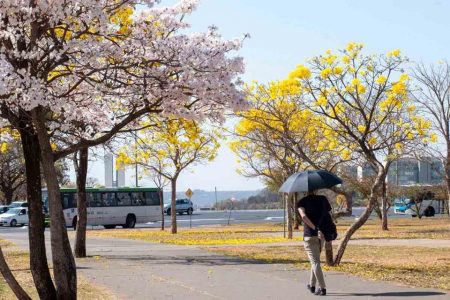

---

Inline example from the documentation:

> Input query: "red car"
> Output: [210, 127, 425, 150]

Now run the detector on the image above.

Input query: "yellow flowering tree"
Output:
[0, 128, 26, 205]
[117, 118, 221, 234]
[231, 80, 347, 239]
[292, 43, 433, 264]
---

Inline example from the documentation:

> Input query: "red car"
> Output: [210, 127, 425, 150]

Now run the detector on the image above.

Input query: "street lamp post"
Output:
[227, 197, 235, 225]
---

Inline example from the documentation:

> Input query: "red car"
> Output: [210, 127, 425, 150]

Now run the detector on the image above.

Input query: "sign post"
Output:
[185, 188, 194, 228]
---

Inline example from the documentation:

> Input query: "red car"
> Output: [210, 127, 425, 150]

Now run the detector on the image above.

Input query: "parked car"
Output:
[0, 207, 28, 227]
[164, 199, 193, 215]
[0, 205, 9, 214]
[8, 201, 28, 208]
[394, 198, 444, 217]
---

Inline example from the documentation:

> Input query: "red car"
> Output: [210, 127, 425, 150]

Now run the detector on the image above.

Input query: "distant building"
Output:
[104, 153, 126, 188]
[339, 165, 358, 178]
[361, 164, 376, 179]
[386, 157, 444, 186]
[105, 153, 114, 188]
[343, 157, 444, 186]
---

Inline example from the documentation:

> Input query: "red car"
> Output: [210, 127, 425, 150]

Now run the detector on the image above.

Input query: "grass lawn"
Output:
[0, 240, 114, 299]
[337, 216, 450, 240]
[87, 216, 450, 244]
[206, 244, 450, 291]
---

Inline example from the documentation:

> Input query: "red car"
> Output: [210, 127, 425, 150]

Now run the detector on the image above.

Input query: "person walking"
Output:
[297, 191, 332, 296]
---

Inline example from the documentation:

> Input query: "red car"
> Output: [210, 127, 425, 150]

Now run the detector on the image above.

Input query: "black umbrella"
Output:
[278, 170, 343, 193]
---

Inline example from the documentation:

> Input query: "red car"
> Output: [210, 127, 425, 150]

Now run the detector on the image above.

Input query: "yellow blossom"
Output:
[342, 56, 350, 64]
[333, 66, 343, 75]
[289, 64, 311, 79]
[0, 142, 8, 153]
[320, 68, 332, 79]
[376, 75, 387, 85]
[429, 133, 438, 143]
[387, 49, 401, 57]
[315, 96, 328, 106]
[341, 149, 351, 160]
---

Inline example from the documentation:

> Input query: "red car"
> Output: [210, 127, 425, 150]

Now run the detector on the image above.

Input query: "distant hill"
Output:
[162, 189, 260, 207]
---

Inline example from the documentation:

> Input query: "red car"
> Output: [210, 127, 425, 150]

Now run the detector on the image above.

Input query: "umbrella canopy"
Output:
[278, 170, 343, 193]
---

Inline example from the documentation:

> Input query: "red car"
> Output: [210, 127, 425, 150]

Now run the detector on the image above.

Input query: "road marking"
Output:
[173, 218, 234, 222]
[146, 218, 235, 224]
[264, 217, 284, 220]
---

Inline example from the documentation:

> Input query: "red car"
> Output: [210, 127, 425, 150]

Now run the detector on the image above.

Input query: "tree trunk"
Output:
[287, 194, 293, 239]
[0, 246, 31, 300]
[33, 110, 77, 299]
[324, 241, 333, 266]
[381, 182, 388, 231]
[2, 187, 14, 206]
[170, 178, 177, 234]
[334, 173, 384, 265]
[159, 189, 165, 231]
[446, 176, 450, 217]
[373, 200, 382, 220]
[74, 148, 88, 258]
[293, 194, 300, 230]
[19, 124, 56, 300]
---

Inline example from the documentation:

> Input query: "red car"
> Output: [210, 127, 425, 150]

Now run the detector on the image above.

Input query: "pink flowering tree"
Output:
[0, 1, 246, 298]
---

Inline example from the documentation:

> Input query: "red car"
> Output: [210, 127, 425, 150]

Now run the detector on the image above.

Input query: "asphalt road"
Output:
[0, 207, 412, 233]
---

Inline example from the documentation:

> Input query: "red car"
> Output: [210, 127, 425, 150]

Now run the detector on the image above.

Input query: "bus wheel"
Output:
[187, 208, 193, 215]
[104, 225, 116, 229]
[125, 214, 136, 229]
[72, 217, 77, 230]
[10, 219, 17, 227]
[424, 206, 435, 217]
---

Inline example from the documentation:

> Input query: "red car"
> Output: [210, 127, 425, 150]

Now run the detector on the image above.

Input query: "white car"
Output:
[0, 207, 28, 227]
[164, 199, 193, 215]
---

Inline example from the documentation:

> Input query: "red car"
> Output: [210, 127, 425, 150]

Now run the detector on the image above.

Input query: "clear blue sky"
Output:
[86, 0, 450, 192]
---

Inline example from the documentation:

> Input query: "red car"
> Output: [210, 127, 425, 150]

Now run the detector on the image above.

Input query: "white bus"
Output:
[43, 187, 162, 229]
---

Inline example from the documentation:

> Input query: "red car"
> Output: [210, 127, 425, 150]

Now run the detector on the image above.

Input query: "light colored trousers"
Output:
[304, 236, 326, 289]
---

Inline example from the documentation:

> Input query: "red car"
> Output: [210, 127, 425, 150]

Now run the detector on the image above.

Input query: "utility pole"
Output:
[215, 186, 218, 210]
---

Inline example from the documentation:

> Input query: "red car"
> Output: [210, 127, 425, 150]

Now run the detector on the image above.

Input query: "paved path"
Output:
[1, 232, 448, 300]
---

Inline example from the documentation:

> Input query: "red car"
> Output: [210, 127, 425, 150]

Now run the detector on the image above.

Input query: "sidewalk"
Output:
[1, 232, 447, 300]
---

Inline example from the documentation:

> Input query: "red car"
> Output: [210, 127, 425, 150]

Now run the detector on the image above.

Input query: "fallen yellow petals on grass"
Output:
[88, 225, 303, 246]
[208, 244, 450, 291]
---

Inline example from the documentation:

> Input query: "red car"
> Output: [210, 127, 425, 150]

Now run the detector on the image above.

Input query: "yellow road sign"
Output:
[185, 188, 193, 199]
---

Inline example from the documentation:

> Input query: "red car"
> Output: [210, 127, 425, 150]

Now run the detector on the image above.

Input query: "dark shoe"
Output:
[307, 284, 315, 293]
[315, 288, 326, 296]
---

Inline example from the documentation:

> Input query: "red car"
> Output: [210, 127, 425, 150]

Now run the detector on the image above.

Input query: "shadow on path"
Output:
[330, 291, 447, 297]
[98, 253, 309, 267]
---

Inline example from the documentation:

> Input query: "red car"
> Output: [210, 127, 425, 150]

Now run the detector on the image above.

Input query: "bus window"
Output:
[131, 192, 145, 206]
[145, 192, 160, 206]
[117, 192, 131, 206]
[89, 193, 103, 207]
[62, 193, 76, 209]
[101, 193, 117, 207]
[42, 191, 49, 209]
